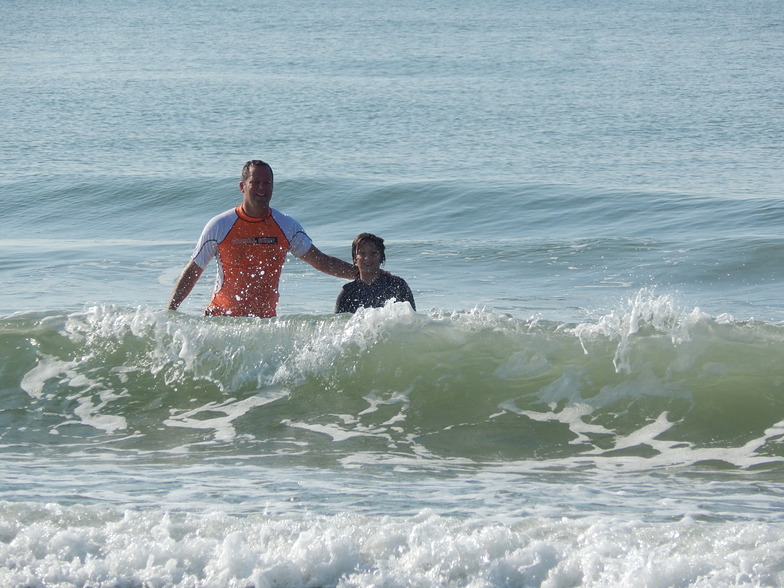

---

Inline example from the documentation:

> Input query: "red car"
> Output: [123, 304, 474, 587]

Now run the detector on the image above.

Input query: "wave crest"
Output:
[2, 295, 783, 470]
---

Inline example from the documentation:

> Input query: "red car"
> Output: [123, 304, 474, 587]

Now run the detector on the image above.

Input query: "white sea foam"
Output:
[20, 355, 71, 399]
[0, 504, 781, 587]
[165, 389, 290, 443]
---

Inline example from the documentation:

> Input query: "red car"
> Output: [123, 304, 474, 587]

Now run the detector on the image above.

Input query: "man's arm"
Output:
[167, 260, 204, 311]
[300, 245, 359, 280]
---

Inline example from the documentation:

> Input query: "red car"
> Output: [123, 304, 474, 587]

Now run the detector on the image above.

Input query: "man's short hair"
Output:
[242, 160, 273, 182]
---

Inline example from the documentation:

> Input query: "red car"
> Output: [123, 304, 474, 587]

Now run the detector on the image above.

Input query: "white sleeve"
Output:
[191, 209, 237, 268]
[270, 209, 313, 258]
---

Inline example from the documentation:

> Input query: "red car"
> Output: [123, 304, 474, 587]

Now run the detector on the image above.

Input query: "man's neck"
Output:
[241, 203, 270, 218]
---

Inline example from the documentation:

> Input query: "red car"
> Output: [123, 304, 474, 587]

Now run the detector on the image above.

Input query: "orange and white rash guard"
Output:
[191, 205, 312, 318]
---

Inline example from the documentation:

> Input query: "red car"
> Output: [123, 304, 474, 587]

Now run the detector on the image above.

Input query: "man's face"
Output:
[240, 165, 274, 213]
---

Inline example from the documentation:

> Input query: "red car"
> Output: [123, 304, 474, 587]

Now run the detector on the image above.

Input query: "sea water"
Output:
[1, 0, 783, 586]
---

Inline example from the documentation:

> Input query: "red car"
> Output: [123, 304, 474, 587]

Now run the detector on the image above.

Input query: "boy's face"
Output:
[354, 242, 382, 273]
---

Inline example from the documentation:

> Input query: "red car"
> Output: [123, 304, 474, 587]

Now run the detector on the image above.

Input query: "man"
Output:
[168, 160, 358, 317]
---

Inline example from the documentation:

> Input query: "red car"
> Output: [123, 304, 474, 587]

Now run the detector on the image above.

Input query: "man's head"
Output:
[242, 159, 273, 183]
[239, 160, 274, 217]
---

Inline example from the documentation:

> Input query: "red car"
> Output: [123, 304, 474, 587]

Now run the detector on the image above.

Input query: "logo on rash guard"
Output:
[232, 237, 279, 245]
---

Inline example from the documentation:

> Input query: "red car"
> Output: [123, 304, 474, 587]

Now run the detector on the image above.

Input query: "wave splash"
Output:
[2, 291, 784, 471]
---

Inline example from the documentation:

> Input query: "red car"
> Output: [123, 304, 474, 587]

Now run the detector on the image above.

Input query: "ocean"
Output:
[1, 0, 783, 586]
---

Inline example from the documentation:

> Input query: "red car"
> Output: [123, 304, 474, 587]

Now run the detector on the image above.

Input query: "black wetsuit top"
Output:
[335, 274, 416, 313]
